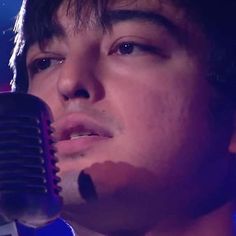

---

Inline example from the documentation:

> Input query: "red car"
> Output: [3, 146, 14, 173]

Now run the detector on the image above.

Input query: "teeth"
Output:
[70, 131, 97, 140]
[70, 134, 81, 140]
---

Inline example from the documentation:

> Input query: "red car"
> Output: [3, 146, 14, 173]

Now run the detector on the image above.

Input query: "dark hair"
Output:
[9, 0, 236, 103]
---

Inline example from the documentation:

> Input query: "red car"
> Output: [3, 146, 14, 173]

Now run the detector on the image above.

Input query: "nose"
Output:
[57, 56, 104, 103]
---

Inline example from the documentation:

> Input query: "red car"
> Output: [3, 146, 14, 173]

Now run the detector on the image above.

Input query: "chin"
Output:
[59, 162, 165, 234]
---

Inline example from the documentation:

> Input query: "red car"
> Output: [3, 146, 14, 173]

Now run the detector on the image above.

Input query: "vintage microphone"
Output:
[0, 92, 63, 235]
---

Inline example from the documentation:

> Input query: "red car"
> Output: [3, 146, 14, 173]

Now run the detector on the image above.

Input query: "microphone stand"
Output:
[0, 221, 36, 236]
[0, 219, 75, 236]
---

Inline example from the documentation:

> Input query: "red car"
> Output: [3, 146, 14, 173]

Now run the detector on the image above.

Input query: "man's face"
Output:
[26, 0, 234, 233]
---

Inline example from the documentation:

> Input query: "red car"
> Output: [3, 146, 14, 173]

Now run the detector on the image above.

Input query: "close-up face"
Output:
[25, 0, 235, 233]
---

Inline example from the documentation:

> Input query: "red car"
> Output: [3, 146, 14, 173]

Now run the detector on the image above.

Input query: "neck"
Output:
[145, 201, 235, 236]
[68, 201, 236, 236]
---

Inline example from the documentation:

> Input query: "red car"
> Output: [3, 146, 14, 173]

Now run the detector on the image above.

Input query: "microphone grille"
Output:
[0, 92, 62, 227]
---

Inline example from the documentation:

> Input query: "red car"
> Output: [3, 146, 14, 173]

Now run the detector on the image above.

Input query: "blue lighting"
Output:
[0, 0, 22, 91]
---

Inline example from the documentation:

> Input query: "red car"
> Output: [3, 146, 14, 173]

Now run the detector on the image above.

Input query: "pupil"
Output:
[119, 43, 134, 54]
[37, 59, 50, 70]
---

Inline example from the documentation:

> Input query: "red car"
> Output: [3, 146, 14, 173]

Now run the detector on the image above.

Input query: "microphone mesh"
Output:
[0, 92, 62, 227]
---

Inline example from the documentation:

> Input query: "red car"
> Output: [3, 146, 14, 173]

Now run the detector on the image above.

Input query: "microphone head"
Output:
[0, 92, 62, 227]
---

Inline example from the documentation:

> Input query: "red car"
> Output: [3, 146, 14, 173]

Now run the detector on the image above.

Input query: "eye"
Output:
[29, 57, 64, 75]
[115, 42, 136, 55]
[109, 41, 161, 56]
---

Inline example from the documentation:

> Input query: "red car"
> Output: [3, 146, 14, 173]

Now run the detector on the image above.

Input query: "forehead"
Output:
[52, 0, 200, 51]
[27, 0, 206, 55]
[107, 0, 185, 17]
[58, 0, 187, 29]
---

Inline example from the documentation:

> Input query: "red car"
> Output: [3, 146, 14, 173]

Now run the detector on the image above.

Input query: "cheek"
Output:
[105, 63, 214, 170]
[112, 87, 186, 169]
[107, 66, 191, 135]
[105, 52, 202, 131]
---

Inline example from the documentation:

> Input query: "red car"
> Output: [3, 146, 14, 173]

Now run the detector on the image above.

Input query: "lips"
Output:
[52, 113, 113, 156]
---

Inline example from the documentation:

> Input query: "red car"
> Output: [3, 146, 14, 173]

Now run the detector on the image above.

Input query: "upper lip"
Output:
[52, 113, 113, 142]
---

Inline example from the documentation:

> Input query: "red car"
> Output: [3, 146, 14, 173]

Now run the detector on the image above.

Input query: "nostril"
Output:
[75, 89, 90, 99]
[62, 88, 90, 101]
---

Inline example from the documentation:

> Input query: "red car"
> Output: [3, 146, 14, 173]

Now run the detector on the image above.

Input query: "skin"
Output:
[25, 0, 236, 235]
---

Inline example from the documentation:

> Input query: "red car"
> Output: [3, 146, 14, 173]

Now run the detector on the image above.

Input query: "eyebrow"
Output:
[34, 9, 185, 49]
[102, 10, 185, 42]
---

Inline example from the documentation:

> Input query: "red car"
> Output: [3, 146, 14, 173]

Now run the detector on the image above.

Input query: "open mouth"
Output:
[56, 123, 113, 143]
[53, 118, 113, 156]
[52, 113, 114, 156]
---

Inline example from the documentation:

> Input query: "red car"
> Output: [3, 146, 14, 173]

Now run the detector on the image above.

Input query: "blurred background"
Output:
[0, 0, 22, 91]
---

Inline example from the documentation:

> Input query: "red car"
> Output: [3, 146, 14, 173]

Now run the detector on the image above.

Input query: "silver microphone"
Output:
[0, 92, 62, 229]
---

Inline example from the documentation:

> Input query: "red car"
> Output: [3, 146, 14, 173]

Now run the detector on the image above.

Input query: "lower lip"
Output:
[55, 136, 110, 157]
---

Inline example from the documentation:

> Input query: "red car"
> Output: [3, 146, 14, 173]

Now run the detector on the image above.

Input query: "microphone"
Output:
[0, 92, 62, 231]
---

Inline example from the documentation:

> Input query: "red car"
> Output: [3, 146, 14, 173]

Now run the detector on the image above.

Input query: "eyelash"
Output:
[28, 57, 64, 76]
[109, 41, 165, 57]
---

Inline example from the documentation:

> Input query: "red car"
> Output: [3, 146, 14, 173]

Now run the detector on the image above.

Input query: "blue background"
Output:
[0, 0, 22, 91]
